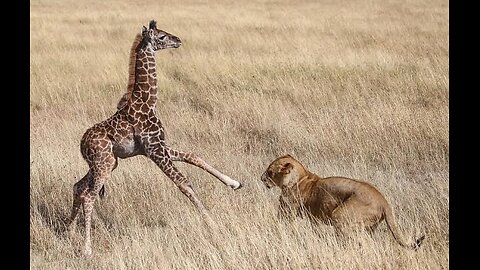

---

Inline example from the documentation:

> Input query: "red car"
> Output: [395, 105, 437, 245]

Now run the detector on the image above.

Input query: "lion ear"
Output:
[281, 162, 293, 174]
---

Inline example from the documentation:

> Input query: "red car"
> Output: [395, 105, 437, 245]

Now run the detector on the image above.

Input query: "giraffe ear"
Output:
[149, 20, 157, 30]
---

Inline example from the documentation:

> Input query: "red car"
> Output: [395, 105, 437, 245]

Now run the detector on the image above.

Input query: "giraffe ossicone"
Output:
[64, 20, 242, 256]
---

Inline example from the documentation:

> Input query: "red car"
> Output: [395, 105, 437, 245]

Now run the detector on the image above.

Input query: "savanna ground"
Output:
[30, 0, 449, 269]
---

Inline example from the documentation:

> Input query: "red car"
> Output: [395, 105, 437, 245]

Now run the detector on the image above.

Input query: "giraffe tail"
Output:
[99, 185, 106, 199]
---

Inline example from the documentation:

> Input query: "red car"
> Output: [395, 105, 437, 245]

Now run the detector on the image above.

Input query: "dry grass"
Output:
[30, 0, 448, 269]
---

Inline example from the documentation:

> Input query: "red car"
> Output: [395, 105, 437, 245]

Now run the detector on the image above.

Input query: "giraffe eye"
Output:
[159, 35, 166, 40]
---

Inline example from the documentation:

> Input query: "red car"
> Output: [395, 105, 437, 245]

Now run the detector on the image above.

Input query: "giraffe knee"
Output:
[185, 153, 201, 165]
[178, 181, 191, 190]
[73, 181, 85, 197]
[177, 181, 195, 196]
[173, 151, 202, 166]
[73, 173, 91, 195]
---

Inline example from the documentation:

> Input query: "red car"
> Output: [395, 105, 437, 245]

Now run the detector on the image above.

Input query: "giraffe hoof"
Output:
[233, 182, 243, 190]
[83, 247, 93, 256]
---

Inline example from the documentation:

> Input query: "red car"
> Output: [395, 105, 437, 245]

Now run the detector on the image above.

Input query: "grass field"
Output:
[30, 0, 449, 269]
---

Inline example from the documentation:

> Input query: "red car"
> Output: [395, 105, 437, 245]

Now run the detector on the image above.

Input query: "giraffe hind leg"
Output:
[98, 157, 117, 199]
[76, 135, 117, 256]
[82, 165, 115, 256]
[65, 172, 91, 230]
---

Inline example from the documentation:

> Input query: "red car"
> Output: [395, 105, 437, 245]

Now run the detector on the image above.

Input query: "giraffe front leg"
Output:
[147, 146, 216, 227]
[166, 147, 242, 190]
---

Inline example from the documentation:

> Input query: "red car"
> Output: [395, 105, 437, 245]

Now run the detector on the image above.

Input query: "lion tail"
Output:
[383, 205, 425, 250]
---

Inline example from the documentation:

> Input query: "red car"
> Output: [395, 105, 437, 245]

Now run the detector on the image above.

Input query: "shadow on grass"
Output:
[33, 201, 71, 237]
[33, 195, 169, 244]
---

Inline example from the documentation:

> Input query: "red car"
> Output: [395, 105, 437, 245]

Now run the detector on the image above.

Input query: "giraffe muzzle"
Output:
[171, 37, 182, 48]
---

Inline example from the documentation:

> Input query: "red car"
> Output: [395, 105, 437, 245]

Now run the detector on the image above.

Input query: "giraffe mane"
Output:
[126, 33, 143, 100]
[117, 33, 143, 110]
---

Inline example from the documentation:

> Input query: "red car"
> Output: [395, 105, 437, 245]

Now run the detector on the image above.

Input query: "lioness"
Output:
[260, 154, 425, 250]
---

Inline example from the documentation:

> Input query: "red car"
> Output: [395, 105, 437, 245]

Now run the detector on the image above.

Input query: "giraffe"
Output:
[64, 20, 243, 256]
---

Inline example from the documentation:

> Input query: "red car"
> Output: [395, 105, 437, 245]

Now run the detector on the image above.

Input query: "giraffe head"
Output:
[142, 20, 182, 50]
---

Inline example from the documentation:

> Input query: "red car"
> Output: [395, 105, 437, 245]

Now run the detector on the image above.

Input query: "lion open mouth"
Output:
[261, 172, 275, 188]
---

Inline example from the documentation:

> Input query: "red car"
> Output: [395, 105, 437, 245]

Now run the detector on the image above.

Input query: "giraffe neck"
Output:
[130, 42, 158, 112]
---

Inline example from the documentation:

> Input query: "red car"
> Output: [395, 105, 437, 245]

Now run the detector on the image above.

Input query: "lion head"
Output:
[260, 154, 307, 189]
[260, 154, 425, 250]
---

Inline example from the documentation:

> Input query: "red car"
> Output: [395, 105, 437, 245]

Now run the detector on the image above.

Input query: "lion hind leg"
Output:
[332, 196, 381, 225]
[330, 197, 383, 244]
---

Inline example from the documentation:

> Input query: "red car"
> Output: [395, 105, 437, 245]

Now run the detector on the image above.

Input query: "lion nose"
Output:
[260, 172, 266, 182]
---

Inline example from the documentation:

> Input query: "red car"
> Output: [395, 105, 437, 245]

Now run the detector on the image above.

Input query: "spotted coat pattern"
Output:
[64, 20, 242, 256]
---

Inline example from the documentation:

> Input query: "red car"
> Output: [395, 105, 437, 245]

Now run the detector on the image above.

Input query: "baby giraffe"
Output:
[65, 20, 242, 256]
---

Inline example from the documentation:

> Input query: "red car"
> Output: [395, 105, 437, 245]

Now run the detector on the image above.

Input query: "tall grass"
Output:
[30, 0, 448, 269]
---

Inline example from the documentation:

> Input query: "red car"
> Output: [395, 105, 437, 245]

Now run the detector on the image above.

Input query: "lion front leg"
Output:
[277, 196, 298, 222]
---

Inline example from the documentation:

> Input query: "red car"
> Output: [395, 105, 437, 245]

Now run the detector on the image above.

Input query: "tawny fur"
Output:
[260, 154, 425, 250]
